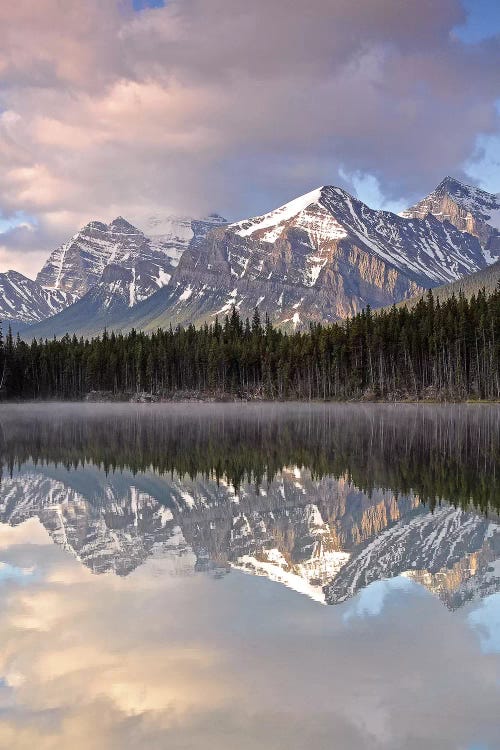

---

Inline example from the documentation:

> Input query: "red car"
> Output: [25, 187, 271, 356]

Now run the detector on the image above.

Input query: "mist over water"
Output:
[1, 402, 499, 509]
[0, 403, 498, 748]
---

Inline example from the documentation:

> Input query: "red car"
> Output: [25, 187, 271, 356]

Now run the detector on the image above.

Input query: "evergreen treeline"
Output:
[1, 286, 499, 401]
[1, 403, 499, 512]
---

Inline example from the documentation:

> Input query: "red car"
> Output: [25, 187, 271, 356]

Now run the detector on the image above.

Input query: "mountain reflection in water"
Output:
[0, 404, 499, 750]
[0, 403, 499, 607]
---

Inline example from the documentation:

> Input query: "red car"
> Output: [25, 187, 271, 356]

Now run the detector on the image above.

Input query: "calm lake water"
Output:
[0, 403, 499, 749]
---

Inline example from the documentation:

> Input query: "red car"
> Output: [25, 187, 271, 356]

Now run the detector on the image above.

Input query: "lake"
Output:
[0, 403, 499, 749]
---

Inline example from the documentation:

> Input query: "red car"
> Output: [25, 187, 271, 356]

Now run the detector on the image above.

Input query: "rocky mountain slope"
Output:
[401, 176, 500, 264]
[37, 214, 227, 298]
[1, 465, 498, 608]
[390, 177, 500, 311]
[13, 214, 227, 339]
[37, 216, 179, 297]
[61, 181, 494, 336]
[5, 177, 499, 339]
[0, 270, 77, 328]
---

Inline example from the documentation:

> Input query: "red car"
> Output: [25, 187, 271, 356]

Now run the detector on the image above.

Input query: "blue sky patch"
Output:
[133, 0, 165, 11]
[0, 211, 37, 235]
[0, 563, 35, 586]
[455, 0, 500, 43]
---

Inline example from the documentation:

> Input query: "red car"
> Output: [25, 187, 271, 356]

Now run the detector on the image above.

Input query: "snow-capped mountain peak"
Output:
[231, 187, 331, 242]
[227, 184, 489, 286]
[98, 179, 497, 337]
[434, 177, 500, 228]
[6, 176, 499, 338]
[401, 177, 500, 265]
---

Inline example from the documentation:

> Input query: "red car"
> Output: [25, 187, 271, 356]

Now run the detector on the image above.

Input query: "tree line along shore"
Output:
[1, 286, 499, 402]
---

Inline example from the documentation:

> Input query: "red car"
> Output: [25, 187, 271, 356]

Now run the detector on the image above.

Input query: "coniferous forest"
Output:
[1, 287, 499, 402]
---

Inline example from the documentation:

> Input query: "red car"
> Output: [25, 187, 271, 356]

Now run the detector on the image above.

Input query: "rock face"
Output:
[6, 177, 500, 337]
[0, 270, 77, 327]
[120, 183, 492, 332]
[20, 214, 228, 339]
[36, 216, 189, 299]
[36, 214, 228, 300]
[401, 176, 500, 264]
[2, 216, 203, 332]
[1, 466, 498, 609]
[324, 505, 499, 609]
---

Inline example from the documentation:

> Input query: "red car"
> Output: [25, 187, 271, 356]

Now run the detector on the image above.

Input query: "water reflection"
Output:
[1, 403, 499, 511]
[0, 404, 498, 748]
[0, 403, 499, 608]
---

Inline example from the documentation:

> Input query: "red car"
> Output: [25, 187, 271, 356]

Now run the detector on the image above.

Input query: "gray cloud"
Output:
[0, 0, 499, 275]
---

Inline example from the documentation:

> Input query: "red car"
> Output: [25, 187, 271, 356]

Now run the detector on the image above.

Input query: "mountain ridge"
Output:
[4, 176, 499, 339]
[1, 465, 498, 609]
[401, 176, 500, 263]
[7, 214, 227, 337]
[81, 181, 494, 335]
[0, 270, 78, 327]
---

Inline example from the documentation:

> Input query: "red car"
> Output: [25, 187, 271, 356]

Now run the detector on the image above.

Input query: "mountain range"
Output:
[1, 464, 498, 609]
[1, 214, 227, 334]
[2, 177, 499, 339]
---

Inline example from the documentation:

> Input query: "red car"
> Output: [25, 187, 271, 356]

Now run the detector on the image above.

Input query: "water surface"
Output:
[0, 404, 499, 749]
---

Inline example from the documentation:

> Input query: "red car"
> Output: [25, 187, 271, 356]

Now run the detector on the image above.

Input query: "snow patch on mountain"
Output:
[402, 177, 500, 230]
[0, 270, 77, 325]
[234, 546, 350, 604]
[232, 188, 327, 242]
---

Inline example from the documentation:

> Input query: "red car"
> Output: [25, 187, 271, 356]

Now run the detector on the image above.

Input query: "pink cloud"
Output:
[0, 0, 498, 273]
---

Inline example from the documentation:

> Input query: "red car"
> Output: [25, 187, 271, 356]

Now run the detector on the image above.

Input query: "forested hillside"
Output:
[394, 260, 500, 311]
[1, 286, 499, 402]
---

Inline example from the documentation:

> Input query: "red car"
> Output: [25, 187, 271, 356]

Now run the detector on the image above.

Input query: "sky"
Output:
[0, 0, 499, 277]
[0, 510, 499, 749]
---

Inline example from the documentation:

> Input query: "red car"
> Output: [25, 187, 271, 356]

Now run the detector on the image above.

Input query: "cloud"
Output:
[468, 592, 500, 653]
[0, 518, 499, 749]
[464, 121, 500, 193]
[338, 169, 408, 214]
[0, 0, 499, 275]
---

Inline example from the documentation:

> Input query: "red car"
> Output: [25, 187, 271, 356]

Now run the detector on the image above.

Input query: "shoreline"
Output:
[1, 394, 500, 405]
